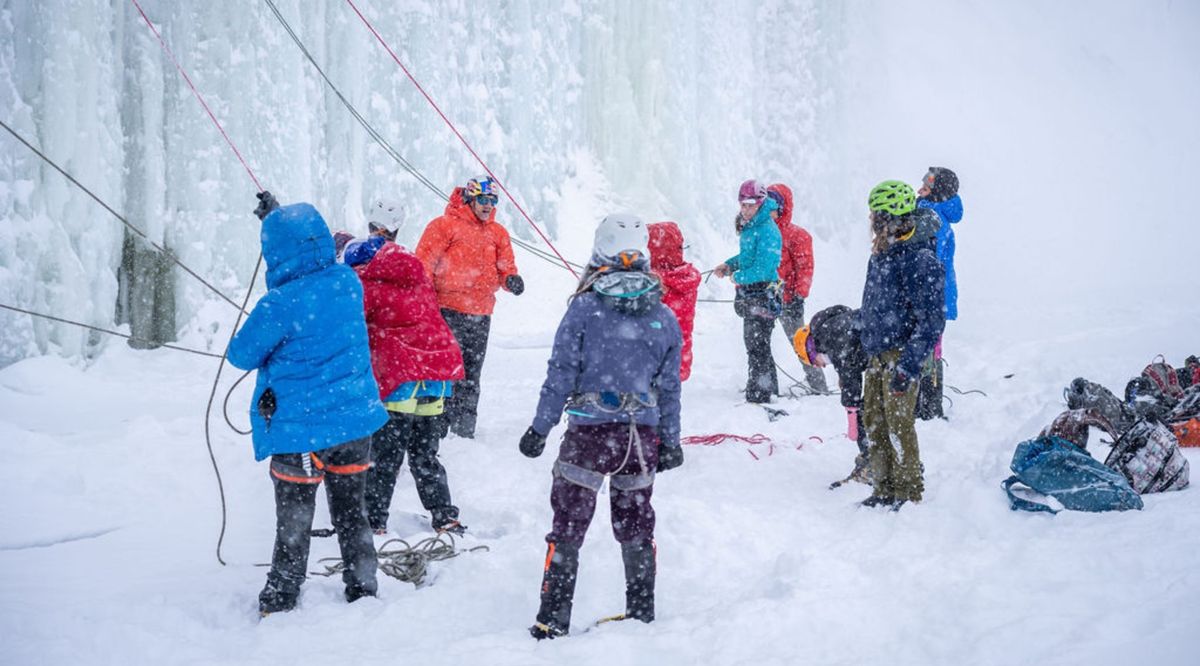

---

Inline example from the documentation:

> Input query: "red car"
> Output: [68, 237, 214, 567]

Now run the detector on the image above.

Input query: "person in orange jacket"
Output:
[416, 176, 523, 438]
[767, 183, 827, 393]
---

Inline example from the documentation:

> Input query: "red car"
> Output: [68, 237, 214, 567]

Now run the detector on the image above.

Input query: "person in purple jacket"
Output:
[517, 213, 684, 640]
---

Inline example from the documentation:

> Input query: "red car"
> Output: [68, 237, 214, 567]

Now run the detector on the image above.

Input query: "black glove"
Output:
[890, 369, 912, 395]
[505, 274, 525, 295]
[656, 444, 684, 473]
[254, 191, 280, 221]
[519, 426, 547, 458]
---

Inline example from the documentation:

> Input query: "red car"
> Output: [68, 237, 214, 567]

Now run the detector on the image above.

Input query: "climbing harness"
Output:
[557, 392, 657, 492]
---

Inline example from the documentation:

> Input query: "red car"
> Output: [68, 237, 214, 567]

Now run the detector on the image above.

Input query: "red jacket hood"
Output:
[353, 242, 465, 397]
[354, 242, 425, 288]
[444, 186, 495, 225]
[648, 221, 686, 270]
[768, 183, 794, 228]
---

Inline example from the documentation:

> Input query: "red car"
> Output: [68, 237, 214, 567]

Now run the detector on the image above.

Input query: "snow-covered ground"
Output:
[2, 248, 1198, 665]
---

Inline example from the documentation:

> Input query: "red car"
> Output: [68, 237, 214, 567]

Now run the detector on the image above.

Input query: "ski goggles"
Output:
[473, 194, 499, 206]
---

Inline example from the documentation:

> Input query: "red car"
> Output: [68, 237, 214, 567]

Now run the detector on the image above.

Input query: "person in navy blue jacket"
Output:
[228, 193, 389, 616]
[914, 167, 963, 420]
[714, 179, 784, 403]
[858, 182, 945, 510]
[518, 213, 683, 640]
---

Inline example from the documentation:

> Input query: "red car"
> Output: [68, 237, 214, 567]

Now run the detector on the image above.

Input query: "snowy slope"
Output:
[2, 256, 1199, 665]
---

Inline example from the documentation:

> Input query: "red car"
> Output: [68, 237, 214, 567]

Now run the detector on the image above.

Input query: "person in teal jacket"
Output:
[714, 179, 783, 402]
[228, 193, 388, 616]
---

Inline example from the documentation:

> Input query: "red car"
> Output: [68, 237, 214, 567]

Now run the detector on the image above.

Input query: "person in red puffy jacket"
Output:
[648, 222, 700, 381]
[349, 238, 468, 535]
[767, 183, 828, 393]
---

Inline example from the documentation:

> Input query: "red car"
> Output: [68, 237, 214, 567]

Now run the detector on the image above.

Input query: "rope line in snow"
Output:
[681, 432, 816, 461]
[130, 0, 263, 191]
[0, 119, 247, 314]
[343, 0, 579, 278]
[307, 533, 489, 587]
[0, 302, 224, 359]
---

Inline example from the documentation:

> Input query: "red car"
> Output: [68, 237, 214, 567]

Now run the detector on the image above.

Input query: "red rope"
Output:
[130, 0, 263, 192]
[681, 433, 773, 447]
[682, 433, 821, 460]
[344, 0, 578, 279]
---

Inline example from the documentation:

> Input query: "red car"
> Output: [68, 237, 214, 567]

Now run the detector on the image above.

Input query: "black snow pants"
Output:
[259, 437, 378, 613]
[743, 314, 778, 403]
[364, 409, 458, 532]
[441, 308, 491, 438]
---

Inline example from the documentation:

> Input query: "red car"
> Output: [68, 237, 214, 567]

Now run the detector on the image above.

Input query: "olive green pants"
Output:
[862, 350, 924, 502]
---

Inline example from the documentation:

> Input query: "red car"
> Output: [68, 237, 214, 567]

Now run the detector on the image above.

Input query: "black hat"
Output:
[924, 167, 959, 202]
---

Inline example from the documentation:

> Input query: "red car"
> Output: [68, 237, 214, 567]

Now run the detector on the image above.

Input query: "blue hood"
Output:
[261, 203, 336, 289]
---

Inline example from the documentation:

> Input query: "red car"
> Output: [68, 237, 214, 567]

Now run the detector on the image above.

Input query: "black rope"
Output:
[261, 0, 582, 275]
[0, 302, 223, 358]
[203, 253, 264, 566]
[0, 118, 247, 314]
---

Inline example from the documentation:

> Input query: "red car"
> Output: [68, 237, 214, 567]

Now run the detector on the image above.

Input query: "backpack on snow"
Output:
[1064, 378, 1134, 435]
[1002, 435, 1143, 514]
[1103, 418, 1189, 493]
[1167, 385, 1200, 448]
[1142, 355, 1184, 402]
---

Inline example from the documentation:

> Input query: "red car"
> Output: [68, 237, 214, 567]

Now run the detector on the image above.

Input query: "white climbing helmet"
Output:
[367, 198, 404, 232]
[591, 212, 649, 266]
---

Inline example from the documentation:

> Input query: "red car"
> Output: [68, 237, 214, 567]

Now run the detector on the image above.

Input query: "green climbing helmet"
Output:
[868, 180, 916, 216]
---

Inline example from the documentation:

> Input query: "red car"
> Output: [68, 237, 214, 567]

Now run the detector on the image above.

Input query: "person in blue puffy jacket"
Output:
[517, 213, 683, 640]
[713, 179, 783, 403]
[858, 182, 945, 510]
[914, 167, 963, 420]
[228, 192, 389, 616]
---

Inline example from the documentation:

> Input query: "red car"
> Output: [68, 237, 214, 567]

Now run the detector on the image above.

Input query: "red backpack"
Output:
[1142, 355, 1184, 401]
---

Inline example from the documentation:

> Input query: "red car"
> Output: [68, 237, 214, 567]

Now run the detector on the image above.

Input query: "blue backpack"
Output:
[1002, 436, 1143, 514]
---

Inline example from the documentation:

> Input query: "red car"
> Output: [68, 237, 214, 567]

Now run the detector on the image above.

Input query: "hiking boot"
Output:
[529, 621, 567, 640]
[258, 581, 297, 616]
[533, 542, 580, 639]
[436, 519, 466, 536]
[860, 494, 896, 508]
[345, 585, 376, 604]
[621, 541, 656, 623]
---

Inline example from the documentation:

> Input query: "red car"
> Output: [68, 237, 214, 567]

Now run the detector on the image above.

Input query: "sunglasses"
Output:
[473, 195, 499, 206]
